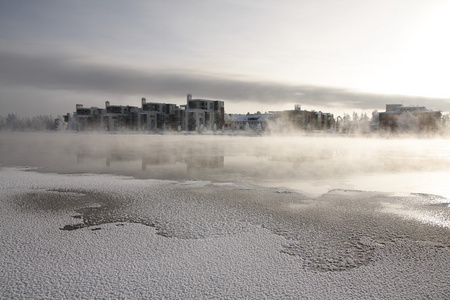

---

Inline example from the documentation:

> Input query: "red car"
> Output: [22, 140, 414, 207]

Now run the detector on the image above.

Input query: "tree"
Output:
[0, 114, 56, 131]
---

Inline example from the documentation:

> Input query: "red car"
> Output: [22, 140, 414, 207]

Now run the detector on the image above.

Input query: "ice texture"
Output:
[1, 167, 449, 299]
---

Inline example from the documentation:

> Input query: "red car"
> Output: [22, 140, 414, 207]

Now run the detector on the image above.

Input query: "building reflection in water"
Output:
[76, 142, 225, 179]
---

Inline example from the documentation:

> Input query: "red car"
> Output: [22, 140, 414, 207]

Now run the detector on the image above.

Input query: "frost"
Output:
[1, 168, 449, 299]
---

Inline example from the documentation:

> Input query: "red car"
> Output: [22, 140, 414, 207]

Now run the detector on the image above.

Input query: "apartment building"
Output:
[186, 94, 225, 131]
[378, 104, 442, 132]
[271, 105, 335, 131]
[227, 113, 273, 131]
[73, 94, 225, 132]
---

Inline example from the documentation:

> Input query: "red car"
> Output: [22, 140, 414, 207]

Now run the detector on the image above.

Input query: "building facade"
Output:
[186, 94, 225, 131]
[226, 113, 273, 131]
[271, 105, 335, 131]
[378, 104, 442, 132]
[73, 94, 225, 132]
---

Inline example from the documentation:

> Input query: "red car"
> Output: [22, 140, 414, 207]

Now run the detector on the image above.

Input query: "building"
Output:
[75, 104, 104, 130]
[102, 101, 140, 131]
[186, 94, 225, 131]
[140, 98, 181, 131]
[225, 105, 335, 133]
[73, 94, 225, 132]
[378, 104, 441, 132]
[271, 105, 335, 131]
[227, 113, 273, 131]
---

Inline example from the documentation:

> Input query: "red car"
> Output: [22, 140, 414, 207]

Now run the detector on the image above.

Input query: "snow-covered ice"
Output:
[1, 166, 449, 299]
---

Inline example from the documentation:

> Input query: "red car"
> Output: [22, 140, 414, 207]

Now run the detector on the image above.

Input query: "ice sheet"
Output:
[1, 167, 449, 299]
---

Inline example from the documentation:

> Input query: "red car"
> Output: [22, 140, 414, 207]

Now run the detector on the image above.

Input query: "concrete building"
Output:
[271, 105, 335, 131]
[186, 94, 225, 131]
[378, 104, 441, 132]
[227, 113, 273, 131]
[75, 104, 104, 130]
[73, 94, 224, 132]
[225, 105, 334, 133]
[101, 101, 140, 131]
[140, 98, 181, 131]
[72, 97, 337, 133]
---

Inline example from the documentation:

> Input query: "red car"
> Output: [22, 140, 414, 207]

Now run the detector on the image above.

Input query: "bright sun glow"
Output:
[364, 3, 450, 98]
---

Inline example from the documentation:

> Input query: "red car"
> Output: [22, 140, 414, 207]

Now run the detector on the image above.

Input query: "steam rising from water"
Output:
[1, 132, 450, 198]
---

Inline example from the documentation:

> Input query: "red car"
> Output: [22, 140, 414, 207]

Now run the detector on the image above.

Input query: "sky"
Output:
[1, 0, 450, 117]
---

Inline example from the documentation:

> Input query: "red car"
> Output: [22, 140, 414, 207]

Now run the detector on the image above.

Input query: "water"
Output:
[2, 132, 450, 199]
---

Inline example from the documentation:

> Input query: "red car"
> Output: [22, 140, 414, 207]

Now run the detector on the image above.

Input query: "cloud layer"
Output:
[1, 49, 450, 116]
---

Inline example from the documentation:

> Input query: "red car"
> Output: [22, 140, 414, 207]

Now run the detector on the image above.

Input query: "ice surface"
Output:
[1, 167, 449, 299]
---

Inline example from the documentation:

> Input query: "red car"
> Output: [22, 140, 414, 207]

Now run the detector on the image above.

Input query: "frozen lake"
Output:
[1, 132, 449, 298]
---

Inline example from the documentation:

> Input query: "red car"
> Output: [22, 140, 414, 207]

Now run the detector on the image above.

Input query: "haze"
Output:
[1, 0, 450, 117]
[2, 132, 450, 198]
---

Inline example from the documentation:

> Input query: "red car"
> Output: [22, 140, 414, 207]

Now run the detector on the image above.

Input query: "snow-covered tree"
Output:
[0, 114, 56, 131]
[55, 115, 68, 131]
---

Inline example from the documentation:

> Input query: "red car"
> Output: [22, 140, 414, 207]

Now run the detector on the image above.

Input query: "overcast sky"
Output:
[1, 0, 450, 117]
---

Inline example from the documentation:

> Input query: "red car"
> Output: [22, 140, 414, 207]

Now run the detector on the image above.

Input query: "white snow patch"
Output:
[1, 167, 449, 299]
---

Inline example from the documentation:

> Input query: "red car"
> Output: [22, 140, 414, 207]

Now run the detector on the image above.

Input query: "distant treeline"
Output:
[0, 113, 64, 131]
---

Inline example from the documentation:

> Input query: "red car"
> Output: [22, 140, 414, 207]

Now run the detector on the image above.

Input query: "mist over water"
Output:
[2, 131, 450, 298]
[2, 132, 450, 198]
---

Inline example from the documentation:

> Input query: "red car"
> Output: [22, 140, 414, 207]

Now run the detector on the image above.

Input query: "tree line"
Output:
[0, 113, 66, 131]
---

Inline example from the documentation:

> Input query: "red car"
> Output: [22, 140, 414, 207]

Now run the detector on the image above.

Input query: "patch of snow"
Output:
[1, 168, 449, 299]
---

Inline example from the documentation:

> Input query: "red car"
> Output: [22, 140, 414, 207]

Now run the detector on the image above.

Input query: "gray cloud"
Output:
[1, 49, 450, 116]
